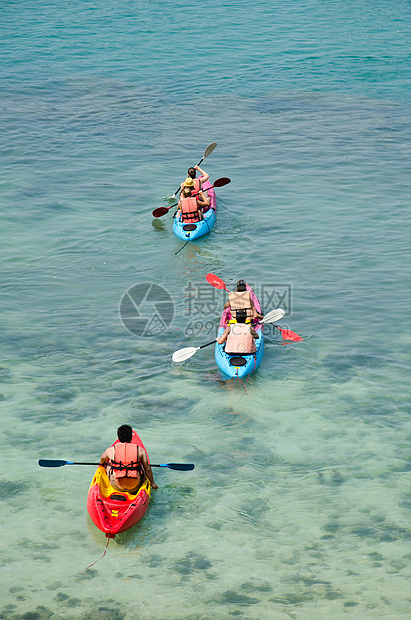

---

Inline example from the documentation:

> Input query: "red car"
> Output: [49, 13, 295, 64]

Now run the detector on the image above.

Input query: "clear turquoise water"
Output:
[1, 0, 411, 618]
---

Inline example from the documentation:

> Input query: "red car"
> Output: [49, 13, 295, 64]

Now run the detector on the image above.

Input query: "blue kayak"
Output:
[173, 180, 216, 241]
[215, 285, 264, 379]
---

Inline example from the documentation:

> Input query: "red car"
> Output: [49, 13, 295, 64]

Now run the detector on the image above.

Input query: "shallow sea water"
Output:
[1, 0, 411, 618]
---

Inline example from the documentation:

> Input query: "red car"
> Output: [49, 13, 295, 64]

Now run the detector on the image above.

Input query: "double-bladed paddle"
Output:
[172, 310, 287, 363]
[38, 459, 194, 471]
[153, 177, 231, 218]
[206, 273, 303, 342]
[170, 142, 217, 198]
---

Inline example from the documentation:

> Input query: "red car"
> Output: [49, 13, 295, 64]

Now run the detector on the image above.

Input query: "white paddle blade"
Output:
[172, 347, 199, 363]
[261, 309, 286, 324]
[204, 142, 217, 158]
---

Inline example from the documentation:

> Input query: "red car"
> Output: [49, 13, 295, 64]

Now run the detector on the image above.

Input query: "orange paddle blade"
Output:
[277, 327, 303, 342]
[206, 273, 228, 291]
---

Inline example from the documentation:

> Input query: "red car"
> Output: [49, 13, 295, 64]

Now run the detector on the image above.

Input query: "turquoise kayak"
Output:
[173, 180, 216, 241]
[215, 285, 264, 379]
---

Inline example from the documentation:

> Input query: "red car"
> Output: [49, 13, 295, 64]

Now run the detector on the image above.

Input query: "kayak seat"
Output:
[228, 356, 247, 367]
[109, 494, 128, 501]
[183, 224, 197, 231]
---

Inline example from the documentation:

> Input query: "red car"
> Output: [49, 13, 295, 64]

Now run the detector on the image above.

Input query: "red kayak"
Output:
[87, 431, 151, 538]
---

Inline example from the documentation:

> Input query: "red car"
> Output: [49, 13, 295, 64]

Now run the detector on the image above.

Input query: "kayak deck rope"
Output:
[247, 355, 257, 383]
[236, 368, 247, 394]
[84, 536, 110, 570]
[175, 240, 190, 255]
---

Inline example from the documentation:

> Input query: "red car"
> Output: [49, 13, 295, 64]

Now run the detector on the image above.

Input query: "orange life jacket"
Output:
[181, 196, 200, 223]
[228, 291, 253, 319]
[193, 177, 201, 192]
[226, 323, 256, 354]
[110, 443, 142, 479]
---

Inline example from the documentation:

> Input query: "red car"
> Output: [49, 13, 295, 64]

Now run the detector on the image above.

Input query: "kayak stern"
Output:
[87, 467, 151, 538]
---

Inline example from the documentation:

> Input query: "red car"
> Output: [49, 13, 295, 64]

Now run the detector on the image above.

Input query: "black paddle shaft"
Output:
[199, 340, 217, 350]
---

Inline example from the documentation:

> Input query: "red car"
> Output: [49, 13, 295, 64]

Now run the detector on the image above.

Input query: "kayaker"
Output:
[176, 178, 210, 223]
[216, 311, 259, 354]
[224, 280, 263, 322]
[100, 425, 158, 492]
[179, 165, 209, 195]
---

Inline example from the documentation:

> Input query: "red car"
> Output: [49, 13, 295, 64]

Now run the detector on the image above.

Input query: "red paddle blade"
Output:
[213, 177, 231, 188]
[206, 272, 228, 291]
[152, 207, 169, 218]
[277, 327, 303, 342]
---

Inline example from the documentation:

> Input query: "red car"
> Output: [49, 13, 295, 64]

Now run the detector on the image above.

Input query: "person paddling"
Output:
[217, 311, 259, 354]
[176, 177, 210, 223]
[179, 165, 209, 196]
[100, 425, 158, 493]
[224, 280, 263, 322]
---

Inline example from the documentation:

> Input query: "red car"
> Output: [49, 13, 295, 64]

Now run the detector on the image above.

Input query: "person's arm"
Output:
[251, 301, 263, 319]
[197, 191, 210, 208]
[195, 165, 209, 184]
[216, 327, 229, 345]
[100, 447, 113, 465]
[251, 327, 259, 340]
[224, 300, 230, 309]
[141, 449, 158, 489]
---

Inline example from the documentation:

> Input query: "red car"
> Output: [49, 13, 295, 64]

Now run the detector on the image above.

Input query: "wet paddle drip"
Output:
[84, 537, 110, 570]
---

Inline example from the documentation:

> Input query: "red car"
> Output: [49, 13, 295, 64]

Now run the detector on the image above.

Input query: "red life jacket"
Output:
[228, 291, 253, 319]
[110, 443, 142, 479]
[226, 323, 256, 354]
[181, 196, 200, 223]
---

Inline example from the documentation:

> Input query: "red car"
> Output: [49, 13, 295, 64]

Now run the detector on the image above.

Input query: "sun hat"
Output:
[183, 177, 195, 187]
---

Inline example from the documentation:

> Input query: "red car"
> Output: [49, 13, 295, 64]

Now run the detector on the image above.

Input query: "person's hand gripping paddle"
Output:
[168, 142, 217, 199]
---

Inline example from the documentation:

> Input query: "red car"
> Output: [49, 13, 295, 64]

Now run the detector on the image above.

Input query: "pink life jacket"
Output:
[193, 177, 201, 192]
[110, 443, 142, 479]
[226, 323, 256, 354]
[181, 196, 200, 223]
[228, 291, 253, 319]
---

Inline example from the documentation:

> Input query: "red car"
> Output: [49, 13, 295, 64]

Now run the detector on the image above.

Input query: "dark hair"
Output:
[236, 280, 246, 292]
[236, 310, 247, 323]
[187, 167, 196, 179]
[117, 425, 133, 443]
